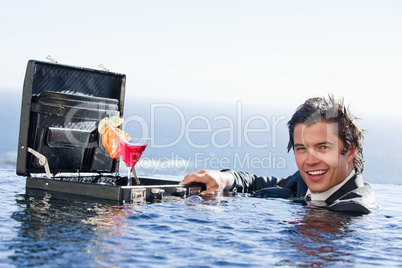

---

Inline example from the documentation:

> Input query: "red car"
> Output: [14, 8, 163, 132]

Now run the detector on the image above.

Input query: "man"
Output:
[180, 96, 375, 214]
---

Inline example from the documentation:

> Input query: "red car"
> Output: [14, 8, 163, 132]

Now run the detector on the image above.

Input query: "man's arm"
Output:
[221, 169, 285, 194]
[180, 169, 291, 195]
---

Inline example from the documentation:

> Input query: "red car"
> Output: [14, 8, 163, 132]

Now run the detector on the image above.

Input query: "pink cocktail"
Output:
[105, 122, 150, 186]
[119, 138, 149, 168]
[118, 137, 150, 186]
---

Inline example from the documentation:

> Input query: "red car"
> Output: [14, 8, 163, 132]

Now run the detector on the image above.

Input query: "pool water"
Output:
[1, 169, 401, 267]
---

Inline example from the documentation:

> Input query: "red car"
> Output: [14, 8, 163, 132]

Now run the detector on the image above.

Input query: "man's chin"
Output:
[304, 180, 329, 194]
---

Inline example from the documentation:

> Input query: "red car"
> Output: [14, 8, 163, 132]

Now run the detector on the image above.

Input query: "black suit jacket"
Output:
[222, 170, 375, 214]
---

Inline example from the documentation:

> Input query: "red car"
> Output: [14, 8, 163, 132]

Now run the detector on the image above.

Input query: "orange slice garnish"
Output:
[101, 126, 130, 159]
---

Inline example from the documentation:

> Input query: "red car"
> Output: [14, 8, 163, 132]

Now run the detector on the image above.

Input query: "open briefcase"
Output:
[16, 60, 204, 203]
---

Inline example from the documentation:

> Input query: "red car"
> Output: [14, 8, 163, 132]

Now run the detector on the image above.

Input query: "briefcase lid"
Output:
[16, 60, 126, 177]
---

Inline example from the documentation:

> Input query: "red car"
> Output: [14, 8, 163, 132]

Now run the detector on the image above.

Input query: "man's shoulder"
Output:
[328, 173, 376, 214]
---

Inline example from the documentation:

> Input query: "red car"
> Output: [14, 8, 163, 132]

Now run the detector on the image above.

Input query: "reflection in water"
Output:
[82, 203, 142, 265]
[83, 205, 132, 235]
[9, 189, 129, 267]
[7, 187, 382, 267]
[284, 206, 357, 267]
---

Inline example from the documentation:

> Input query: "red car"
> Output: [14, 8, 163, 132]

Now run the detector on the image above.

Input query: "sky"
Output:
[1, 0, 402, 117]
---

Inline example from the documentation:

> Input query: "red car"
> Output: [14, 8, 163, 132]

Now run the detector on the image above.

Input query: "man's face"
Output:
[293, 121, 356, 193]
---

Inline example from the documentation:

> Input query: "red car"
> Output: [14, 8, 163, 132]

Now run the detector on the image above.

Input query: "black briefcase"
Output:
[16, 60, 203, 203]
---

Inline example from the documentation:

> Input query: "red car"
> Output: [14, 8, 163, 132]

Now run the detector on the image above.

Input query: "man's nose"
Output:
[306, 150, 321, 165]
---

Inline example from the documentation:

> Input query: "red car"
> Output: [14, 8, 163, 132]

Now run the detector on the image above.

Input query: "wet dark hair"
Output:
[287, 95, 365, 172]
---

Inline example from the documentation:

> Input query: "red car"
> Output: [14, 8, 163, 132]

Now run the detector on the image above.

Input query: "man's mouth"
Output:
[306, 170, 327, 180]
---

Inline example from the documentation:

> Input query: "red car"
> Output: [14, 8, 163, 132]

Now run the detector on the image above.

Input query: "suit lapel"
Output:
[325, 173, 362, 204]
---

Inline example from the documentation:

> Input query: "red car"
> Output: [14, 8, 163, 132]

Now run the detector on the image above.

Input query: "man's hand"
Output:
[180, 169, 234, 195]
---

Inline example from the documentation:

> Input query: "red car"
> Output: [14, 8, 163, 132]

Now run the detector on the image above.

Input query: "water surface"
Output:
[1, 169, 402, 267]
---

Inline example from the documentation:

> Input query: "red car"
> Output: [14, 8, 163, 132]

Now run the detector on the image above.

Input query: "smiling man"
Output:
[180, 96, 375, 214]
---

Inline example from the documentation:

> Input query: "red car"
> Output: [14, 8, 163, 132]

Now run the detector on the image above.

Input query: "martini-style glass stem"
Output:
[127, 167, 132, 186]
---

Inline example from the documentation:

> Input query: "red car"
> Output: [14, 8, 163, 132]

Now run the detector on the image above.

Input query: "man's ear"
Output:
[346, 143, 357, 162]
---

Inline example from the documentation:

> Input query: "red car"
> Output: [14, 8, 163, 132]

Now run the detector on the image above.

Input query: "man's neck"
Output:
[306, 169, 356, 201]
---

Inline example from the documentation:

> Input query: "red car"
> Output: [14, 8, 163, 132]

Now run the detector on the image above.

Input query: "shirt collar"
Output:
[305, 170, 356, 202]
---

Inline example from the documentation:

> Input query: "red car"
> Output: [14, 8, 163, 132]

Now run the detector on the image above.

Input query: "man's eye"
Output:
[296, 147, 306, 152]
[318, 146, 331, 152]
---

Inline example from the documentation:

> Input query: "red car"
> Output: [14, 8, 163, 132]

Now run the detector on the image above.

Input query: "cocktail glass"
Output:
[106, 122, 150, 186]
[119, 137, 150, 186]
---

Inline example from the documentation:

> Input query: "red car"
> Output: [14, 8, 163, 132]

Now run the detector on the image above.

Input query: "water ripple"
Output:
[1, 170, 402, 267]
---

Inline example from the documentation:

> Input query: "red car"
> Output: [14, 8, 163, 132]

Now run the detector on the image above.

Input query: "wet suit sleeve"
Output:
[221, 169, 306, 197]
